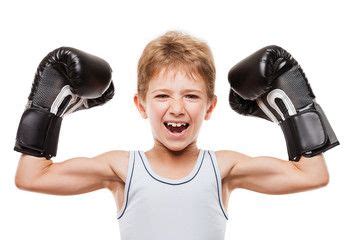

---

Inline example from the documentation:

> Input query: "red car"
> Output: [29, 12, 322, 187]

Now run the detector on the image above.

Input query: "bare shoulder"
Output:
[214, 150, 250, 180]
[95, 150, 130, 183]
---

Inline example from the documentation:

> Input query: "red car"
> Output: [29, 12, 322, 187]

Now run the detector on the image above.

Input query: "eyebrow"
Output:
[151, 89, 203, 94]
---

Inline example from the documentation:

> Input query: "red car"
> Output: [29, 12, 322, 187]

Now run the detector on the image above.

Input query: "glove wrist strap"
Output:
[14, 108, 62, 159]
[279, 102, 339, 161]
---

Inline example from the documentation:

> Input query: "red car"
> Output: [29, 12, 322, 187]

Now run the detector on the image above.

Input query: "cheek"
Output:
[148, 101, 168, 120]
[186, 102, 207, 118]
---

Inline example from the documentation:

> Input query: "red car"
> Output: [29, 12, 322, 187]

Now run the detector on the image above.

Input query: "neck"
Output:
[147, 141, 200, 165]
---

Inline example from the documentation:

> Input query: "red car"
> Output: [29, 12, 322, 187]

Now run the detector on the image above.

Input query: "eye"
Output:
[186, 94, 199, 99]
[155, 94, 168, 98]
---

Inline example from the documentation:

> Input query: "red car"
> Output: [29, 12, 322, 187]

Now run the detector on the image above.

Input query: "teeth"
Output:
[166, 122, 188, 127]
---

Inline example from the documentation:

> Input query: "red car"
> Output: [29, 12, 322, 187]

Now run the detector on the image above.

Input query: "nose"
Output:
[169, 98, 185, 116]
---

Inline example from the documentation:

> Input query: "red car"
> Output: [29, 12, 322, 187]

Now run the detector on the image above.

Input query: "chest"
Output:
[113, 151, 234, 213]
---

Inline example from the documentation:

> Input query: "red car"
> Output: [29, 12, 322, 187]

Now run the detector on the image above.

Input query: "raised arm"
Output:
[13, 47, 116, 194]
[224, 45, 339, 194]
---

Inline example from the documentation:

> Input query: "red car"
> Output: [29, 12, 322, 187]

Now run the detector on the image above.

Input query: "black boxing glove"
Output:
[228, 45, 339, 161]
[14, 47, 114, 159]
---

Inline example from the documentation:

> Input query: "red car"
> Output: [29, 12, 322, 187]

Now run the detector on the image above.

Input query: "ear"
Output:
[205, 95, 217, 120]
[134, 94, 148, 119]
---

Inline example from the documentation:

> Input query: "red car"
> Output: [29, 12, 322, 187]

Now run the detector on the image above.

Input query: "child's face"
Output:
[134, 68, 217, 151]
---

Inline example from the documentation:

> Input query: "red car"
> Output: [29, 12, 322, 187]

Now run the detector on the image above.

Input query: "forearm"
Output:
[15, 154, 53, 187]
[292, 154, 329, 185]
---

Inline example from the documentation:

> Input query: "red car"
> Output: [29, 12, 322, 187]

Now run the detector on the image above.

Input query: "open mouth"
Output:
[163, 122, 190, 133]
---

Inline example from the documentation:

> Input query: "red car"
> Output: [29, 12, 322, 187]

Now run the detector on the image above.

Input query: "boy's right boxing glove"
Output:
[228, 45, 339, 161]
[14, 47, 114, 159]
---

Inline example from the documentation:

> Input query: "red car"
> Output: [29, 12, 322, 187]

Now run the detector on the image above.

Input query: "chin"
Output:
[162, 140, 198, 153]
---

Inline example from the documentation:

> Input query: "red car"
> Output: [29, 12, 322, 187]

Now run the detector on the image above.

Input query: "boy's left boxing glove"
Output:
[14, 47, 114, 159]
[228, 45, 339, 161]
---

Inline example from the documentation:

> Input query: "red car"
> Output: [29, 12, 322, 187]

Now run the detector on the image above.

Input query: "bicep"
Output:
[225, 152, 317, 194]
[16, 151, 123, 195]
[41, 156, 117, 194]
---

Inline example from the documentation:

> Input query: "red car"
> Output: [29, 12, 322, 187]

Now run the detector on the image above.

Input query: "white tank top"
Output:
[117, 149, 228, 240]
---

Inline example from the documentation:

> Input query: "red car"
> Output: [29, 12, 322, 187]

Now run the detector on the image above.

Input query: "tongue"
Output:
[168, 125, 187, 133]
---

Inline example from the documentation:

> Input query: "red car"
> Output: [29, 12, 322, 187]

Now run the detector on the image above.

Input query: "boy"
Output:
[14, 32, 339, 240]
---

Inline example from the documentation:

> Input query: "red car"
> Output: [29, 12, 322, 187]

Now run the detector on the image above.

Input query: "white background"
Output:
[0, 0, 358, 239]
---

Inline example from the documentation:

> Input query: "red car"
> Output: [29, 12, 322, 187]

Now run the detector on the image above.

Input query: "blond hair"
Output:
[137, 31, 216, 102]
